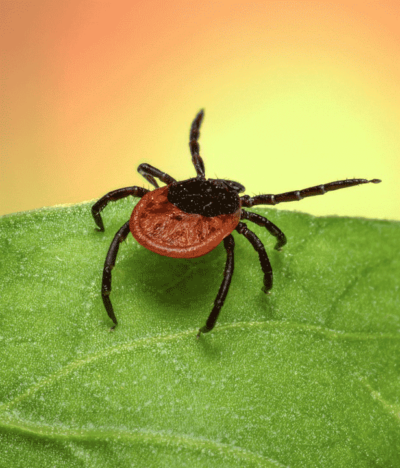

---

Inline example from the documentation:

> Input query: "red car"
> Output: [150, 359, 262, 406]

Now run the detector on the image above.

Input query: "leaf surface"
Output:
[0, 198, 399, 467]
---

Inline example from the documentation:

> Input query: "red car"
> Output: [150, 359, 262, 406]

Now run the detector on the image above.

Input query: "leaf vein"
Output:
[0, 418, 288, 467]
[1, 321, 398, 413]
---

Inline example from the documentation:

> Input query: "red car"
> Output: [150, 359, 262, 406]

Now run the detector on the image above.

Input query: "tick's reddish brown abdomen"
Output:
[130, 185, 241, 258]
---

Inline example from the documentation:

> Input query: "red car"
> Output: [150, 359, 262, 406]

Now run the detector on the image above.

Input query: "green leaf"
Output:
[1, 198, 399, 467]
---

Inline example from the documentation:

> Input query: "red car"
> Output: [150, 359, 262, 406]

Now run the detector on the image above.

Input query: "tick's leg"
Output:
[137, 163, 176, 189]
[240, 178, 381, 207]
[236, 222, 273, 293]
[92, 186, 148, 232]
[102, 221, 130, 329]
[197, 234, 234, 338]
[241, 210, 287, 251]
[190, 109, 206, 179]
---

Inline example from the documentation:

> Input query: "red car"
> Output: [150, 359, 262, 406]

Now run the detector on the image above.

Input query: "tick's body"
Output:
[130, 182, 241, 258]
[92, 110, 381, 337]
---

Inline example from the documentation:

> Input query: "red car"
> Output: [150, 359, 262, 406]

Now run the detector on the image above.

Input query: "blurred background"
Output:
[1, 0, 399, 220]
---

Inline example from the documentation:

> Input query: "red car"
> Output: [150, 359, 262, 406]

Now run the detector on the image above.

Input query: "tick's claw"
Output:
[197, 325, 210, 338]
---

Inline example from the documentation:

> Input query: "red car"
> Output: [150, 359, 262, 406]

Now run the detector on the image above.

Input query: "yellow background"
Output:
[1, 1, 399, 219]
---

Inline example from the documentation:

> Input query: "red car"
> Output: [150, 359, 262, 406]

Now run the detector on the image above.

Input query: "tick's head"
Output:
[209, 179, 246, 194]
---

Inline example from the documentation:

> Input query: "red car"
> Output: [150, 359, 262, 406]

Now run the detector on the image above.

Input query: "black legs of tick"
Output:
[240, 178, 381, 207]
[190, 110, 206, 179]
[236, 222, 273, 293]
[102, 221, 131, 329]
[241, 210, 287, 251]
[93, 187, 148, 326]
[139, 110, 207, 184]
[137, 163, 176, 189]
[197, 234, 235, 338]
[92, 186, 149, 231]
[92, 162, 179, 231]
[197, 224, 273, 337]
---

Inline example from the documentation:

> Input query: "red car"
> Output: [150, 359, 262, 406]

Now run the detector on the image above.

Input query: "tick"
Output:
[92, 110, 381, 337]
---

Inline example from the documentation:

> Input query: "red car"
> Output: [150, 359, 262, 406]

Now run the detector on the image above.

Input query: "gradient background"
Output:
[1, 0, 399, 220]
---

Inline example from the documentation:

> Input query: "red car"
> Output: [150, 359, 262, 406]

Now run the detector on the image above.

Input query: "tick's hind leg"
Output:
[137, 163, 176, 188]
[236, 222, 273, 293]
[197, 234, 235, 338]
[92, 186, 148, 231]
[102, 221, 131, 329]
[241, 210, 287, 251]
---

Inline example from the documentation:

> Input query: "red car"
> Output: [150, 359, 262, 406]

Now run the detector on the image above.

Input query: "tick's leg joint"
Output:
[92, 186, 149, 232]
[236, 222, 273, 294]
[137, 163, 176, 188]
[241, 210, 287, 252]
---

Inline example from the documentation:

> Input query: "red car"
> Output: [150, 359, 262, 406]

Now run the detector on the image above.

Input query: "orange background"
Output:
[1, 0, 399, 219]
